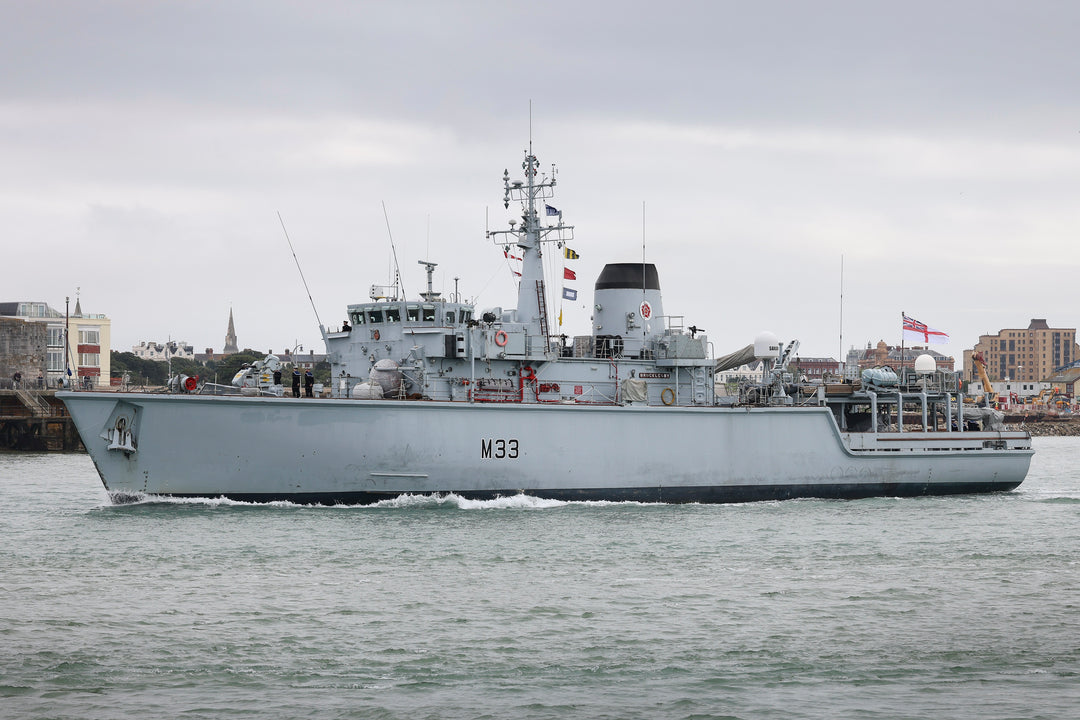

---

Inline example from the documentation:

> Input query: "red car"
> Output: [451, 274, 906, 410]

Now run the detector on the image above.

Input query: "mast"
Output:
[515, 146, 545, 336]
[488, 146, 574, 350]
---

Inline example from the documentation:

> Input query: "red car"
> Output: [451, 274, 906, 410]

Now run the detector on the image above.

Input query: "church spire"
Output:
[224, 309, 238, 354]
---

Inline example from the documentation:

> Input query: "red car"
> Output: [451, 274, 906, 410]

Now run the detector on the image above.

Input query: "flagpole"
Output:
[900, 311, 905, 376]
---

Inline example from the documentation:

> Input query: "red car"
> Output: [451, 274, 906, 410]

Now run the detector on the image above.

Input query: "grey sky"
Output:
[3, 1, 1078, 365]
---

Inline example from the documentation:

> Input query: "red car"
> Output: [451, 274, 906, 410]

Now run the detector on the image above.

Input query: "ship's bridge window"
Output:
[446, 311, 456, 325]
[367, 308, 384, 324]
[351, 311, 365, 325]
[385, 306, 400, 323]
[461, 309, 472, 324]
[422, 305, 436, 322]
[406, 305, 420, 322]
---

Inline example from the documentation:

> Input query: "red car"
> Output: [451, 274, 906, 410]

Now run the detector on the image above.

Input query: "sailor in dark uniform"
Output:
[292, 368, 301, 397]
[304, 369, 314, 398]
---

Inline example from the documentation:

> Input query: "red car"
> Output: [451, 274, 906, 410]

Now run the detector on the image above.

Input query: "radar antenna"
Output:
[418, 260, 441, 301]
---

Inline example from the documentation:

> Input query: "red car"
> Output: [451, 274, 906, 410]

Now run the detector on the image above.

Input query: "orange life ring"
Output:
[661, 387, 675, 406]
[494, 330, 508, 347]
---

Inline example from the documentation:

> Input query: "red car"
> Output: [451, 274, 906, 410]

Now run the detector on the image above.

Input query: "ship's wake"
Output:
[103, 491, 668, 510]
[371, 492, 568, 510]
[105, 492, 299, 508]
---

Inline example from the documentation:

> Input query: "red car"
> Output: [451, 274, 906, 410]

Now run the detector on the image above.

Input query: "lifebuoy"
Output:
[494, 330, 508, 347]
[660, 387, 675, 406]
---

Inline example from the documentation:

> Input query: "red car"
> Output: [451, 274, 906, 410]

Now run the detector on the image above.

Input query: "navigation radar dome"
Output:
[914, 354, 937, 375]
[754, 331, 780, 360]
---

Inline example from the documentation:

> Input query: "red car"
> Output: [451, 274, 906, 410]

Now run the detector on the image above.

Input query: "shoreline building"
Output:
[962, 319, 1078, 385]
[846, 341, 955, 378]
[790, 356, 841, 381]
[283, 348, 326, 372]
[1046, 363, 1080, 398]
[0, 299, 111, 388]
[133, 341, 195, 362]
[195, 310, 242, 363]
[223, 309, 239, 355]
[715, 360, 765, 386]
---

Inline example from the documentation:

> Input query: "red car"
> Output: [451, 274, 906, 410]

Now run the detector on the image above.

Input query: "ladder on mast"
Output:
[535, 280, 550, 348]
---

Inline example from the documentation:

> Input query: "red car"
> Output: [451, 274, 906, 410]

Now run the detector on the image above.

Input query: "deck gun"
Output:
[764, 339, 800, 404]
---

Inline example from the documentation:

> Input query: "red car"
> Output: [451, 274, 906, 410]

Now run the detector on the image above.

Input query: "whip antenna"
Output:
[277, 211, 324, 331]
[839, 254, 844, 377]
[382, 201, 407, 299]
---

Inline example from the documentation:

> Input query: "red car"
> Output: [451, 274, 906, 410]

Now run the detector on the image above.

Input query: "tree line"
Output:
[110, 350, 331, 387]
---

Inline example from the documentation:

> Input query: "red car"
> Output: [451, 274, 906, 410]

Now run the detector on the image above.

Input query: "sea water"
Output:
[1, 438, 1077, 720]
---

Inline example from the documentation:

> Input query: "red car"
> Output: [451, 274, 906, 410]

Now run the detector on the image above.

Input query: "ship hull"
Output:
[60, 392, 1033, 504]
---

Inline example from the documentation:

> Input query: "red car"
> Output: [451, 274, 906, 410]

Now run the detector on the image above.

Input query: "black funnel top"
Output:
[594, 263, 661, 291]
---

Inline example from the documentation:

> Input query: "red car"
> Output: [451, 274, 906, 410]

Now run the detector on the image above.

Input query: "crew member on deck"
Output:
[304, 369, 314, 398]
[292, 368, 301, 397]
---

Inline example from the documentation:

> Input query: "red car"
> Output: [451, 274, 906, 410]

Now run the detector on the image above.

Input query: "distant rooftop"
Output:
[0, 301, 64, 319]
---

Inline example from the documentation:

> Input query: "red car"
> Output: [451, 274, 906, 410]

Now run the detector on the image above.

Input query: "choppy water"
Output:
[2, 439, 1078, 720]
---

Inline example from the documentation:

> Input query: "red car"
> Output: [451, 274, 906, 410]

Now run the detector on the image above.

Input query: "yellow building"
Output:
[0, 299, 111, 388]
[963, 319, 1078, 385]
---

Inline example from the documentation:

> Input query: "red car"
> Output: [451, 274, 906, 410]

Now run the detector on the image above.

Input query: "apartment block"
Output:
[962, 319, 1078, 384]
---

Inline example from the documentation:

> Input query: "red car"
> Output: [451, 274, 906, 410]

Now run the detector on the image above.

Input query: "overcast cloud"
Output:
[3, 1, 1079, 366]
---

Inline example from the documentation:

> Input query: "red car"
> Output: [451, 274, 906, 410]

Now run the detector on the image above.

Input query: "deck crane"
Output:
[971, 351, 997, 408]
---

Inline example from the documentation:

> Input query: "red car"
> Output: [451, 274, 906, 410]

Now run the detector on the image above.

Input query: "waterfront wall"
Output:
[0, 317, 46, 388]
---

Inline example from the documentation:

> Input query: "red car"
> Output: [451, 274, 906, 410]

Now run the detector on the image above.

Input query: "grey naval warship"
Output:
[60, 147, 1033, 504]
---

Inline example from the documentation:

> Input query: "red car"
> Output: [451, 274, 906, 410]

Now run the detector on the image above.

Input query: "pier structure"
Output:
[0, 389, 82, 451]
